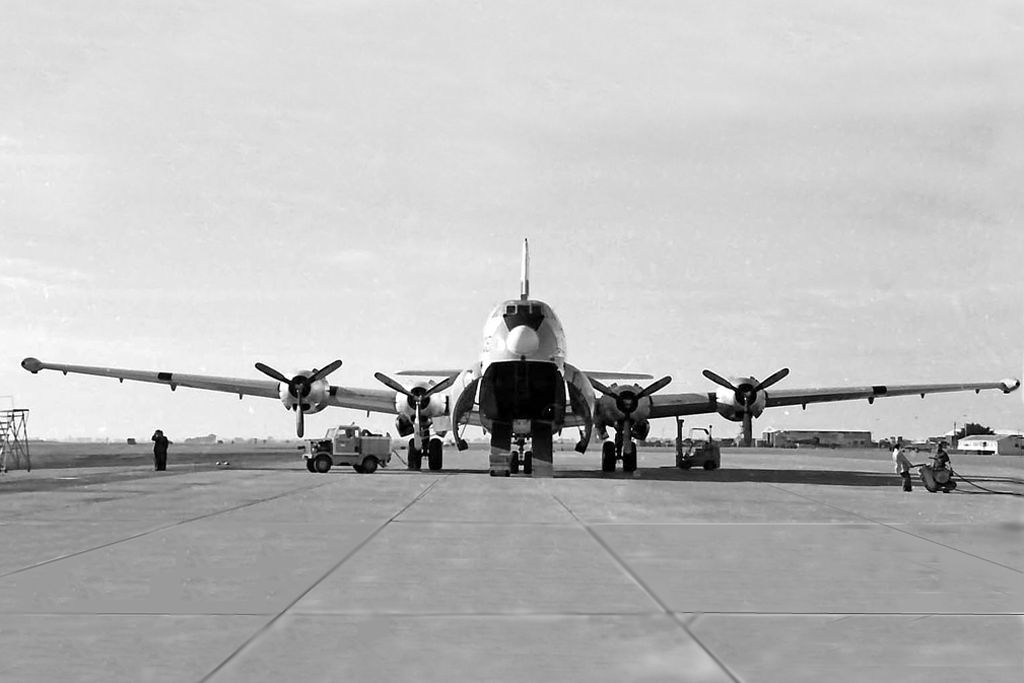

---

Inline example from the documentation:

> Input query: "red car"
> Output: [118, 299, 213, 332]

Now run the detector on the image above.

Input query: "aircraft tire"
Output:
[428, 438, 443, 471]
[408, 439, 422, 470]
[313, 454, 332, 474]
[510, 452, 520, 474]
[523, 451, 533, 475]
[622, 445, 637, 473]
[601, 442, 616, 473]
[361, 456, 379, 474]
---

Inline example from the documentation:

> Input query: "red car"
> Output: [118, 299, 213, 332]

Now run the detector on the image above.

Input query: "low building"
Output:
[956, 433, 1024, 456]
[761, 428, 872, 449]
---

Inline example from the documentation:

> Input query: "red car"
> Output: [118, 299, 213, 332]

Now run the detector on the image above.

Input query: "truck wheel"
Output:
[601, 441, 616, 473]
[313, 454, 332, 474]
[510, 452, 520, 474]
[361, 457, 379, 474]
[408, 439, 422, 470]
[305, 459, 316, 473]
[523, 451, 533, 475]
[428, 438, 443, 471]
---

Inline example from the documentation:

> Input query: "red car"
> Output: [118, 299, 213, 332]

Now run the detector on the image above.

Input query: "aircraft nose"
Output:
[506, 325, 540, 356]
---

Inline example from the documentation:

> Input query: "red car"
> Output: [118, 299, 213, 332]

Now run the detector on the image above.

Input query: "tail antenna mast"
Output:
[520, 238, 530, 301]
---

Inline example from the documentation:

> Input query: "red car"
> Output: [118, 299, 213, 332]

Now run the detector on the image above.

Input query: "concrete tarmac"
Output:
[0, 447, 1021, 682]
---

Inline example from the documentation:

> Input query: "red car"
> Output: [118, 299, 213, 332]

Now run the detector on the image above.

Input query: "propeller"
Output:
[255, 359, 343, 437]
[702, 367, 789, 446]
[590, 375, 672, 417]
[374, 372, 459, 452]
[590, 376, 672, 459]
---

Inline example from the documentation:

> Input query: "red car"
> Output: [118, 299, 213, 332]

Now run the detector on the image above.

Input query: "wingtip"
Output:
[21, 357, 43, 374]
[1002, 377, 1021, 393]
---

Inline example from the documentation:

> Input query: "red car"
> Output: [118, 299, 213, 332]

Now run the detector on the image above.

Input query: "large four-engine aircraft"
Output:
[21, 240, 1020, 476]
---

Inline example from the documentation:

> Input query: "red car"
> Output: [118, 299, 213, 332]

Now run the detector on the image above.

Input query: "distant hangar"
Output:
[761, 428, 872, 449]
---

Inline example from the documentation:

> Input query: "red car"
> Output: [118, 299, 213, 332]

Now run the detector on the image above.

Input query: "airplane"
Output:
[20, 239, 1021, 477]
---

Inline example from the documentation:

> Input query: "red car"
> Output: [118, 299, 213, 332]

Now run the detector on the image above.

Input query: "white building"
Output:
[956, 433, 1024, 456]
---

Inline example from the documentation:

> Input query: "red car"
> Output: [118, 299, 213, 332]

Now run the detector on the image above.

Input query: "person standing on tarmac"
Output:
[892, 439, 913, 492]
[152, 429, 170, 471]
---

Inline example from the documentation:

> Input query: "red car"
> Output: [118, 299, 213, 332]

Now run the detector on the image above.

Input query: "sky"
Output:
[2, 0, 1022, 442]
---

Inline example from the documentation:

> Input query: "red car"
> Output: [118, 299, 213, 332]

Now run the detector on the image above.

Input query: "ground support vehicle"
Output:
[676, 421, 722, 470]
[303, 425, 392, 474]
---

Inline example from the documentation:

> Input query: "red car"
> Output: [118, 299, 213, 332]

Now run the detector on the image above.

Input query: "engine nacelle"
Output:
[714, 378, 767, 421]
[631, 419, 650, 442]
[394, 380, 450, 419]
[278, 370, 330, 414]
[593, 383, 654, 428]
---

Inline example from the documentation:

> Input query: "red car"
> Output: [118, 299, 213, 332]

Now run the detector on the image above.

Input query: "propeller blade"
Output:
[414, 404, 423, 452]
[424, 373, 459, 397]
[296, 408, 305, 438]
[374, 372, 414, 398]
[637, 375, 672, 399]
[589, 377, 619, 397]
[754, 367, 790, 393]
[310, 359, 343, 383]
[702, 369, 737, 391]
[255, 362, 289, 384]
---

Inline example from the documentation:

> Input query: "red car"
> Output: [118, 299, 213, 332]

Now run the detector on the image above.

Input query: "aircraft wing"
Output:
[647, 379, 1020, 419]
[20, 357, 397, 414]
[763, 380, 1021, 409]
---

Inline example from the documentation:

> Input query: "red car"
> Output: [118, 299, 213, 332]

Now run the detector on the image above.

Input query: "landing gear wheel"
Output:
[360, 456, 379, 474]
[428, 438, 443, 471]
[601, 441, 616, 473]
[313, 454, 332, 474]
[523, 451, 533, 475]
[408, 439, 422, 470]
[622, 445, 637, 473]
[305, 459, 316, 473]
[510, 452, 520, 474]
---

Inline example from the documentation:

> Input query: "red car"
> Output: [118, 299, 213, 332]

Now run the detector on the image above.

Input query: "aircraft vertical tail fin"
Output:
[520, 238, 530, 301]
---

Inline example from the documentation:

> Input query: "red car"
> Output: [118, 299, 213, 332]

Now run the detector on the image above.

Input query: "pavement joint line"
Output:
[765, 483, 1024, 575]
[0, 477, 338, 579]
[550, 493, 742, 683]
[198, 475, 448, 683]
[5, 610, 1020, 618]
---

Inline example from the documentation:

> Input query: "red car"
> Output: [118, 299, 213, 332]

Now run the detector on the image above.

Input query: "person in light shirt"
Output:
[892, 439, 913, 492]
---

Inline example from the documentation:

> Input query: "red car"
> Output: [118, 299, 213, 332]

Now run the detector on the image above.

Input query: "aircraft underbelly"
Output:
[479, 361, 565, 426]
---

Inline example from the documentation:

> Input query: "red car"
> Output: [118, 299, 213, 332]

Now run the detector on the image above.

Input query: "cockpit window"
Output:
[503, 302, 545, 330]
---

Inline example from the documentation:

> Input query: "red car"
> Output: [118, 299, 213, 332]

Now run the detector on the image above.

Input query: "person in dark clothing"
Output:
[152, 429, 169, 471]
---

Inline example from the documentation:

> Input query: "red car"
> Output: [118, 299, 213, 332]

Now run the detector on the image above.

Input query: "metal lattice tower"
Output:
[0, 409, 30, 472]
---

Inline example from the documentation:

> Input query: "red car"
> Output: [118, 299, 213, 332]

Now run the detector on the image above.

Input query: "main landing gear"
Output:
[600, 433, 637, 473]
[489, 422, 552, 477]
[407, 437, 444, 471]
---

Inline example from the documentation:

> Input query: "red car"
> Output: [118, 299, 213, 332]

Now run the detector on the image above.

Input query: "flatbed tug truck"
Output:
[303, 425, 393, 474]
[675, 418, 722, 470]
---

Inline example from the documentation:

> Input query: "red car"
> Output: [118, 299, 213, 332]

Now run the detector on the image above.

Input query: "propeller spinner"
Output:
[255, 359, 343, 437]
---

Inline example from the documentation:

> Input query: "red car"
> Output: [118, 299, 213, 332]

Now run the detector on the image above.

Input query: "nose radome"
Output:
[506, 325, 540, 356]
